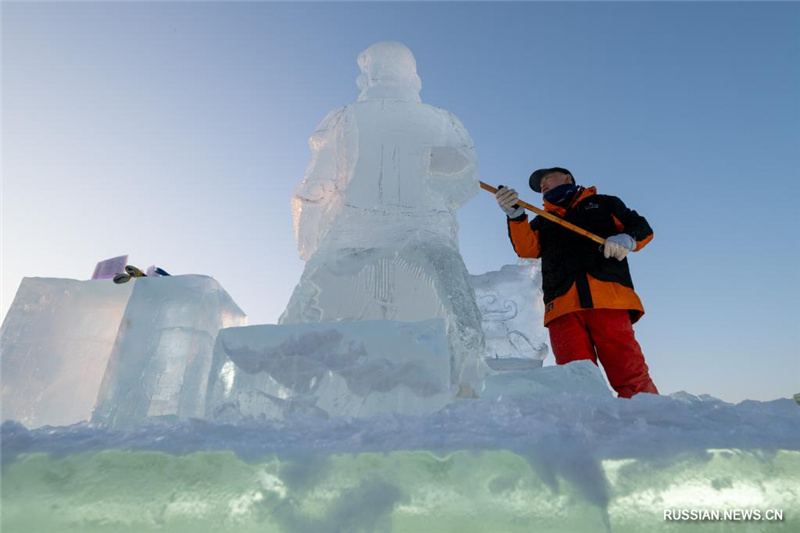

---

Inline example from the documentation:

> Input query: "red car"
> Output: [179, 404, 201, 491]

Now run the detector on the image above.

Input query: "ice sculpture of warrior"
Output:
[280, 41, 487, 394]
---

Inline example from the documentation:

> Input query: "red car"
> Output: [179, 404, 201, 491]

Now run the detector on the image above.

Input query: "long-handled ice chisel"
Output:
[479, 181, 606, 246]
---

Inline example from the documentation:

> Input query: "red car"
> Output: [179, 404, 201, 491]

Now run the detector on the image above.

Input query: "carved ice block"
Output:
[206, 319, 450, 421]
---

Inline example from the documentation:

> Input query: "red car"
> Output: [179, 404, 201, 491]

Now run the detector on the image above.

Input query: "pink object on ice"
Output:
[92, 255, 128, 280]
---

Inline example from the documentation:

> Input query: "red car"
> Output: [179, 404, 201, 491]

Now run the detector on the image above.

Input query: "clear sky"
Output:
[3, 1, 799, 403]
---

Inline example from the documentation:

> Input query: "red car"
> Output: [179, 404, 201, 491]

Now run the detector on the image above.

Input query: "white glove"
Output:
[496, 187, 525, 219]
[603, 234, 636, 261]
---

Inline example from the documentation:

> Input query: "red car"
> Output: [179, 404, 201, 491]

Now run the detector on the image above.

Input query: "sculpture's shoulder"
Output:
[352, 100, 468, 131]
[314, 105, 351, 133]
[414, 102, 465, 127]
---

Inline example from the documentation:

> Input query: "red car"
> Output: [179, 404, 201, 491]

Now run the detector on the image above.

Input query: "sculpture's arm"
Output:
[292, 106, 350, 260]
[426, 110, 479, 210]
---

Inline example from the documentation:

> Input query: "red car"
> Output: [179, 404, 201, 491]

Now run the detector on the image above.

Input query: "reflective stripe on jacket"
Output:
[507, 186, 654, 326]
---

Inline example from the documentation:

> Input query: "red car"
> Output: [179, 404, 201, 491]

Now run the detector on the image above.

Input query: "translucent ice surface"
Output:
[284, 42, 486, 392]
[3, 385, 798, 533]
[0, 277, 133, 428]
[91, 275, 247, 428]
[471, 261, 550, 370]
[481, 359, 612, 399]
[206, 319, 449, 421]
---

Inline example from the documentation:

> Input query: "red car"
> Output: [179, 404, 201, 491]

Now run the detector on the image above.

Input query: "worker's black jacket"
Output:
[507, 186, 654, 324]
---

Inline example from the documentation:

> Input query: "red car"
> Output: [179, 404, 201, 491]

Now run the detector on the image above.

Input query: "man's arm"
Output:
[496, 187, 541, 258]
[608, 196, 654, 252]
[507, 216, 541, 258]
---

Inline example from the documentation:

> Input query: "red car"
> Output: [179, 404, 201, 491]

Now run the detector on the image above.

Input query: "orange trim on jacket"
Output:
[539, 275, 644, 326]
[633, 232, 654, 251]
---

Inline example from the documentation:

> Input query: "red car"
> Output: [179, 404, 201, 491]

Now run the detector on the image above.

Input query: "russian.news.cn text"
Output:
[664, 509, 784, 522]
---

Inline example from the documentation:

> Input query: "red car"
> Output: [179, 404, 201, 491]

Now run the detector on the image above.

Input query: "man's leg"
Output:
[547, 311, 598, 365]
[586, 309, 658, 398]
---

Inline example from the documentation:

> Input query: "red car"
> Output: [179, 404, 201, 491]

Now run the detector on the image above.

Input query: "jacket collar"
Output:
[543, 186, 597, 217]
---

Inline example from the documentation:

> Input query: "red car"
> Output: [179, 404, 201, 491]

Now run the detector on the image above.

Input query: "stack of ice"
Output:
[1, 275, 246, 429]
[0, 278, 133, 428]
[90, 275, 247, 427]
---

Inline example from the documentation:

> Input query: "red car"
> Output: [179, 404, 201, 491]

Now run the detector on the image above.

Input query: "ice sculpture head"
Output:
[356, 42, 422, 103]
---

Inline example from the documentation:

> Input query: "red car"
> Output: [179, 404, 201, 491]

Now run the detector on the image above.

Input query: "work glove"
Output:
[603, 234, 636, 261]
[496, 186, 525, 219]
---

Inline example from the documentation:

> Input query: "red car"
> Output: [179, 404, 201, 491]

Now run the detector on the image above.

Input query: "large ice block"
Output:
[470, 261, 550, 370]
[206, 319, 449, 421]
[481, 360, 612, 400]
[1, 277, 134, 428]
[91, 275, 246, 428]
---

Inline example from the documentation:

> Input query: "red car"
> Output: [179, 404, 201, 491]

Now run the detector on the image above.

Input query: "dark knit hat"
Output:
[529, 167, 574, 193]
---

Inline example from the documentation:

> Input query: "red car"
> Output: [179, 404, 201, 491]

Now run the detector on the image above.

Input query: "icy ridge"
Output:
[3, 392, 797, 467]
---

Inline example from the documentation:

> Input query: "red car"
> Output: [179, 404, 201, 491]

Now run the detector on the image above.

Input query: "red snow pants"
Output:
[547, 309, 659, 398]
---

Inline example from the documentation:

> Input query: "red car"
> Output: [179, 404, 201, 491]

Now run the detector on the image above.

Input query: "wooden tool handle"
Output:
[480, 181, 606, 246]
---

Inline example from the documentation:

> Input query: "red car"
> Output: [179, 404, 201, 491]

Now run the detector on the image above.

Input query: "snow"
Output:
[4, 388, 795, 469]
[2, 389, 798, 532]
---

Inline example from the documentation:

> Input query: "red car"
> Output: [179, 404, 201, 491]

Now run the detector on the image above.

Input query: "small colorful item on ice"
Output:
[112, 272, 131, 284]
[145, 265, 171, 277]
[113, 265, 171, 284]
[125, 265, 147, 278]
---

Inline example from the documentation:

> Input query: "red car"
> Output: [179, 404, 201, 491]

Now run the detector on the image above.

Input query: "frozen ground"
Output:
[2, 390, 798, 533]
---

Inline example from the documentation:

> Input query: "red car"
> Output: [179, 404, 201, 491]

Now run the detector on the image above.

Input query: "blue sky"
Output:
[3, 1, 799, 402]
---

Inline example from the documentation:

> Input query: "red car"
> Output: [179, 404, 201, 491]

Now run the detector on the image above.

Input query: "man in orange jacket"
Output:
[496, 167, 658, 398]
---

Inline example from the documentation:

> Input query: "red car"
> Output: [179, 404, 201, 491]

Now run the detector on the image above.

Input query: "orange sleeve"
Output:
[507, 216, 541, 258]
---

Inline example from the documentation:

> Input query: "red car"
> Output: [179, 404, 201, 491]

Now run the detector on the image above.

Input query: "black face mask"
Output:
[543, 183, 579, 206]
